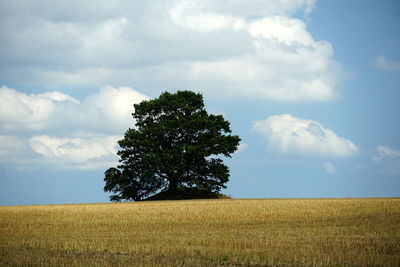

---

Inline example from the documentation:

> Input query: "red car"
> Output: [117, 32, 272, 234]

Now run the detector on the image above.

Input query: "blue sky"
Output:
[1, 0, 399, 205]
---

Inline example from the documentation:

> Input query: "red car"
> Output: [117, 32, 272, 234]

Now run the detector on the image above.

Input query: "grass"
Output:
[1, 198, 399, 266]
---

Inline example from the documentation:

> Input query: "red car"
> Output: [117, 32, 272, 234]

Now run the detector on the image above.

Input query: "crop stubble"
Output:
[0, 198, 399, 266]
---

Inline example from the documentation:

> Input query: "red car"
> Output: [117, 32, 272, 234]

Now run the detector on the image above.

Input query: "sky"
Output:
[0, 0, 399, 205]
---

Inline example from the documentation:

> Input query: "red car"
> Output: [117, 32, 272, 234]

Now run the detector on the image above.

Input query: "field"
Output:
[1, 198, 399, 266]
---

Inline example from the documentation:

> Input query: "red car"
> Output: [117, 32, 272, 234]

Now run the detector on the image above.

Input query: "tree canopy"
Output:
[104, 91, 240, 201]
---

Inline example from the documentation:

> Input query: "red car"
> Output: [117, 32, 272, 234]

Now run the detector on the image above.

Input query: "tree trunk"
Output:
[168, 178, 178, 193]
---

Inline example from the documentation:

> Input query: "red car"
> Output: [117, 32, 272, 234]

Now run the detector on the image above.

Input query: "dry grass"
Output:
[1, 198, 399, 266]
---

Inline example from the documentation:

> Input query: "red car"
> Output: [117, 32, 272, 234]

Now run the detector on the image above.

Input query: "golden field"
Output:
[0, 198, 399, 266]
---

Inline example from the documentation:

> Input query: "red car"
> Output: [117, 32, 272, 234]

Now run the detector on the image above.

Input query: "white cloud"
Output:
[0, 0, 341, 102]
[29, 135, 120, 170]
[375, 56, 400, 71]
[373, 146, 400, 162]
[373, 145, 400, 174]
[170, 0, 317, 18]
[170, 3, 238, 32]
[249, 16, 313, 45]
[253, 114, 358, 157]
[237, 142, 249, 153]
[0, 86, 149, 169]
[39, 91, 80, 103]
[0, 86, 78, 131]
[0, 85, 149, 133]
[80, 86, 149, 133]
[186, 15, 339, 101]
[323, 162, 335, 174]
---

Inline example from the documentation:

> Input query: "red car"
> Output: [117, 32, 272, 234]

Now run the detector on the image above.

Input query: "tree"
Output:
[104, 91, 241, 201]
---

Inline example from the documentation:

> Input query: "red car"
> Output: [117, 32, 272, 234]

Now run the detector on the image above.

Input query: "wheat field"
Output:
[1, 198, 399, 266]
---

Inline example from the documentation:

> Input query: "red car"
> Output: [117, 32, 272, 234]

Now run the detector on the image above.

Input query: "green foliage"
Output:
[104, 91, 240, 201]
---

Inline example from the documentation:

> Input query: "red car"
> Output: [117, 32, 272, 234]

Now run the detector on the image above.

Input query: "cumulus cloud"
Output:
[0, 0, 341, 102]
[253, 114, 358, 157]
[29, 135, 121, 170]
[187, 15, 339, 101]
[0, 85, 148, 134]
[375, 56, 400, 71]
[372, 146, 400, 174]
[0, 86, 149, 170]
[0, 86, 79, 132]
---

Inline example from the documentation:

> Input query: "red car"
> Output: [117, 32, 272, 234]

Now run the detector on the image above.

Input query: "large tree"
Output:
[104, 91, 240, 201]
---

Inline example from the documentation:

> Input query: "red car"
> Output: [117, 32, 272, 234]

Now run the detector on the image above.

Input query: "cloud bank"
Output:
[0, 86, 149, 169]
[0, 0, 341, 102]
[253, 114, 358, 157]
